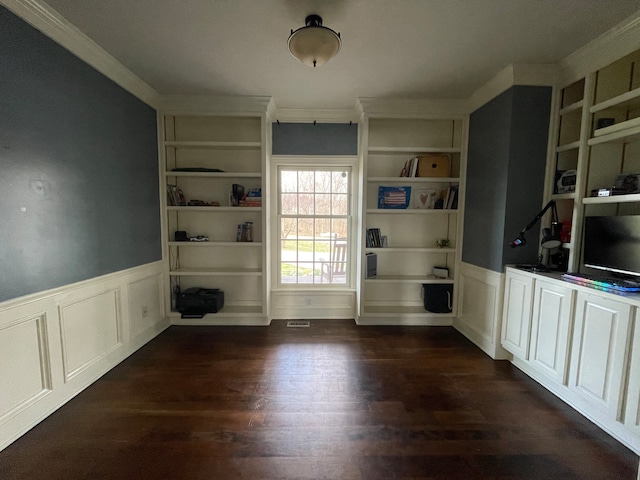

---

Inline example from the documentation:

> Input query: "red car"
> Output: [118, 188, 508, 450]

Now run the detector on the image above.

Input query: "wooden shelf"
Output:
[168, 305, 263, 317]
[366, 208, 456, 215]
[590, 86, 640, 113]
[593, 117, 640, 138]
[165, 171, 261, 178]
[558, 99, 584, 116]
[365, 247, 455, 253]
[168, 241, 262, 247]
[362, 305, 454, 316]
[368, 177, 459, 183]
[165, 140, 261, 149]
[588, 123, 640, 146]
[366, 275, 454, 284]
[583, 193, 640, 205]
[166, 206, 261, 212]
[169, 268, 263, 276]
[556, 141, 581, 153]
[367, 146, 461, 154]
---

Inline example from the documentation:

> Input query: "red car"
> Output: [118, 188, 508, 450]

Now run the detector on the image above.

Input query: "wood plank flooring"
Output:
[1, 320, 638, 479]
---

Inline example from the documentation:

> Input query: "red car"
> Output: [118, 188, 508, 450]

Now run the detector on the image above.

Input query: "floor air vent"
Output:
[287, 320, 310, 328]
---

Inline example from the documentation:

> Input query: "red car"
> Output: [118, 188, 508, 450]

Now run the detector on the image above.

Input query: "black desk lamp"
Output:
[510, 200, 562, 269]
[510, 200, 561, 249]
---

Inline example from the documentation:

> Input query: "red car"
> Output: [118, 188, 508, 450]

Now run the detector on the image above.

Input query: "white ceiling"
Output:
[42, 0, 640, 110]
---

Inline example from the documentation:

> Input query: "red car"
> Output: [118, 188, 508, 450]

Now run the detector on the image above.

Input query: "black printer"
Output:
[176, 288, 224, 318]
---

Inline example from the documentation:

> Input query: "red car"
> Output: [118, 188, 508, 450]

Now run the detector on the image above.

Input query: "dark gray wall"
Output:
[463, 86, 552, 272]
[0, 6, 161, 302]
[272, 122, 358, 155]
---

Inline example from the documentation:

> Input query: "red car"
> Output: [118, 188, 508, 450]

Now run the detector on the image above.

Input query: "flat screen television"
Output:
[583, 215, 640, 278]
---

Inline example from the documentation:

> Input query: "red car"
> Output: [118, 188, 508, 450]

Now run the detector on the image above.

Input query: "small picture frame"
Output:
[414, 188, 438, 209]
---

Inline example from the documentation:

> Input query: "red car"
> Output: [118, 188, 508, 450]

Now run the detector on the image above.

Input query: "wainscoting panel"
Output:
[128, 274, 163, 338]
[0, 261, 168, 452]
[0, 314, 51, 424]
[454, 262, 509, 359]
[59, 289, 121, 382]
[270, 290, 356, 320]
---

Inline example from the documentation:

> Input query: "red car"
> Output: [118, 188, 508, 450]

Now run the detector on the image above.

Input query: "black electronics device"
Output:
[175, 230, 188, 241]
[176, 287, 224, 318]
[366, 252, 377, 278]
[583, 215, 640, 278]
[422, 284, 453, 313]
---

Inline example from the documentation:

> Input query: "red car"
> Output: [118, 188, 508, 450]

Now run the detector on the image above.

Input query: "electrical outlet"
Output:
[141, 305, 149, 318]
[305, 298, 311, 306]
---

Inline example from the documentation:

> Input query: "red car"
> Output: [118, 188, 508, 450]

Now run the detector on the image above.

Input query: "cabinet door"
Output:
[569, 292, 632, 419]
[501, 270, 534, 359]
[529, 280, 574, 384]
[624, 309, 640, 436]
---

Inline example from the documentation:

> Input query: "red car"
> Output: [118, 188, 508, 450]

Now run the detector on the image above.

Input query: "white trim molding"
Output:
[0, 0, 159, 107]
[467, 64, 557, 113]
[357, 97, 470, 117]
[558, 9, 640, 87]
[157, 95, 274, 116]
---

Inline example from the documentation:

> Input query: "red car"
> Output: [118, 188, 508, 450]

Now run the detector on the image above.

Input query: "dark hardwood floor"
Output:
[1, 320, 638, 479]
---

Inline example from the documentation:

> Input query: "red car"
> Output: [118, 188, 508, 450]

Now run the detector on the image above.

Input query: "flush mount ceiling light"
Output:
[288, 14, 341, 67]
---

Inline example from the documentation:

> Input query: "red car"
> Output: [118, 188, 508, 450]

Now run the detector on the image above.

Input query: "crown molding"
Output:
[1, 0, 159, 107]
[357, 97, 470, 117]
[558, 9, 640, 87]
[467, 64, 556, 113]
[157, 95, 274, 116]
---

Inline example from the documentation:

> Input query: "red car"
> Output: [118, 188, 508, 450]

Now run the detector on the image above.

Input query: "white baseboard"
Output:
[356, 316, 453, 326]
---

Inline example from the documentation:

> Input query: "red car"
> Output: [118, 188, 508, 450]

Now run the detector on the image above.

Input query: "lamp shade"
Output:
[541, 227, 562, 249]
[288, 15, 341, 67]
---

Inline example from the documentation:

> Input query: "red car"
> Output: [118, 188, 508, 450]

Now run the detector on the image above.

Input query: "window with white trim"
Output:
[278, 166, 352, 285]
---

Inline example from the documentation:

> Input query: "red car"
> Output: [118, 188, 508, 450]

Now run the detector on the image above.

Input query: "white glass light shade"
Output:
[288, 15, 341, 67]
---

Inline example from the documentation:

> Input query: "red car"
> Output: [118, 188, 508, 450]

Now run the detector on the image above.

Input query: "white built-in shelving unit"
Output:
[546, 48, 640, 273]
[359, 112, 467, 323]
[160, 109, 270, 325]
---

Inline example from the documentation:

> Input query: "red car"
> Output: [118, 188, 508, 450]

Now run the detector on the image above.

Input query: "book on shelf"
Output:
[447, 185, 459, 209]
[166, 184, 186, 206]
[434, 185, 459, 210]
[239, 187, 262, 207]
[230, 184, 245, 206]
[399, 157, 419, 177]
[366, 228, 383, 248]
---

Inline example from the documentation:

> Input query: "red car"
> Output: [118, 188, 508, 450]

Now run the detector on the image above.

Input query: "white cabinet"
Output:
[161, 113, 269, 324]
[529, 279, 574, 384]
[501, 269, 534, 359]
[501, 267, 640, 452]
[569, 291, 633, 419]
[359, 113, 467, 322]
[624, 309, 640, 436]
